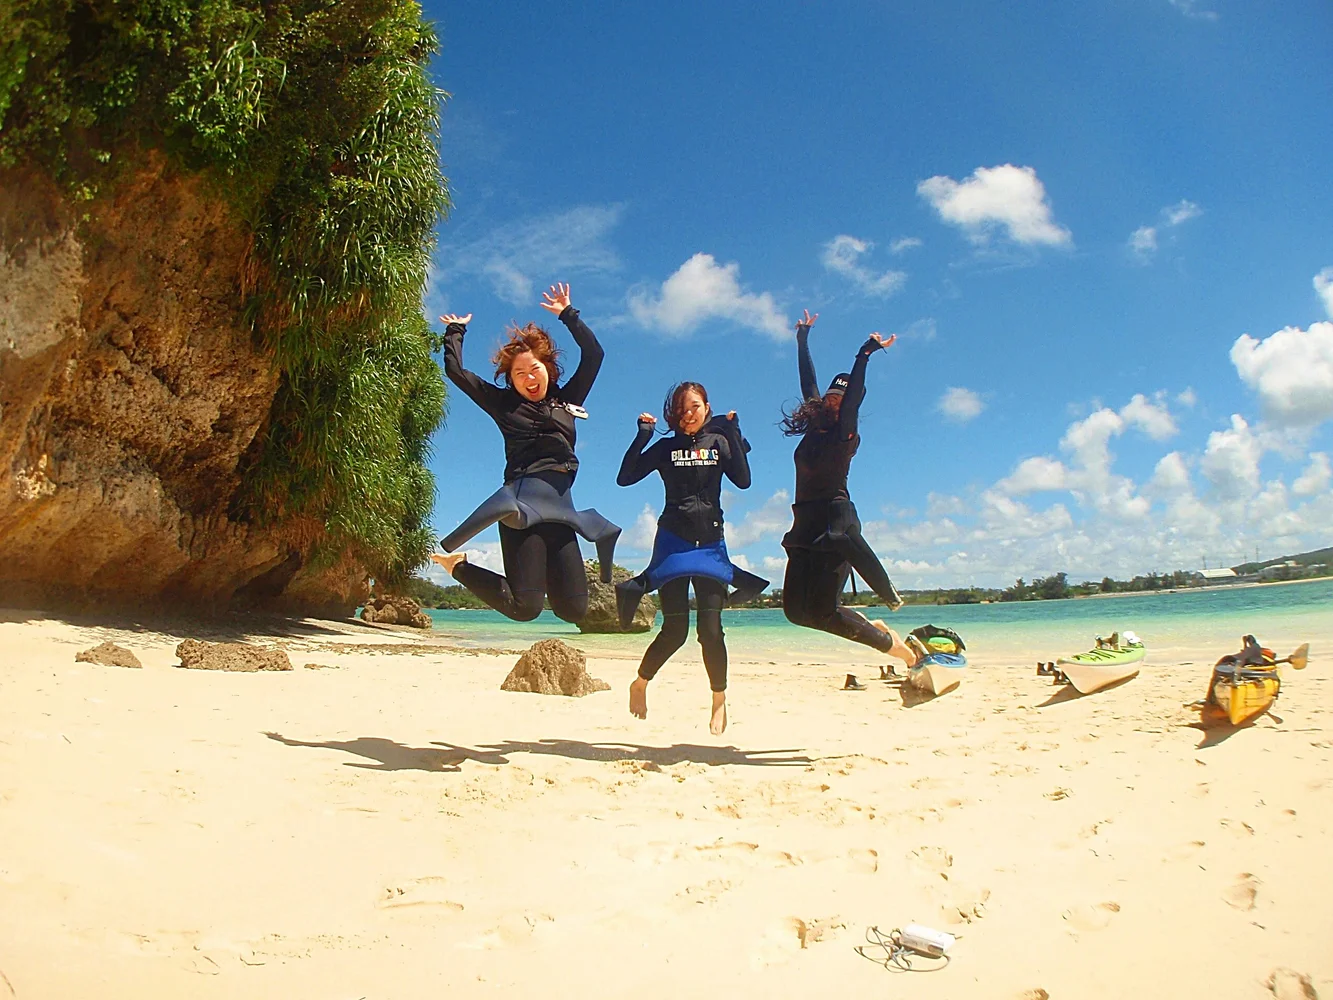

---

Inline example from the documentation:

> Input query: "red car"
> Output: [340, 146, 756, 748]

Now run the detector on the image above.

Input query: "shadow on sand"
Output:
[264, 732, 813, 772]
[3, 606, 381, 643]
[1187, 711, 1284, 749]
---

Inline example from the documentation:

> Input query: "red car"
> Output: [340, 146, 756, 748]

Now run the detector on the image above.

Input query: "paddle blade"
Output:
[1287, 642, 1310, 670]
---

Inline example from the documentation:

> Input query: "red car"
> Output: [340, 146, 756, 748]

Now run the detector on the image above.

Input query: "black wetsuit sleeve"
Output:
[796, 323, 819, 400]
[719, 417, 753, 490]
[838, 337, 882, 439]
[616, 421, 664, 486]
[443, 322, 505, 414]
[557, 306, 604, 406]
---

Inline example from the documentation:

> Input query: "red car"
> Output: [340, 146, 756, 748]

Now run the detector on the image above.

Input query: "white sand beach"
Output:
[1, 609, 1329, 999]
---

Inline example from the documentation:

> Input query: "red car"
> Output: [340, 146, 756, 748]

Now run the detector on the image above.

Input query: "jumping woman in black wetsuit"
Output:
[615, 383, 769, 734]
[780, 310, 916, 664]
[432, 283, 620, 622]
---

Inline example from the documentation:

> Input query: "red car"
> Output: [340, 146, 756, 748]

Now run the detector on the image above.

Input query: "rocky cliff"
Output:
[0, 158, 361, 613]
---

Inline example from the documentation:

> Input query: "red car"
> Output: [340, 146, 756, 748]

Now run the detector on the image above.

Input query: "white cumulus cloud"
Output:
[1201, 414, 1264, 499]
[440, 204, 623, 305]
[997, 456, 1067, 495]
[1128, 199, 1202, 260]
[820, 235, 907, 297]
[725, 490, 792, 548]
[1169, 0, 1218, 21]
[917, 164, 1071, 246]
[628, 253, 788, 340]
[1230, 321, 1333, 427]
[1120, 393, 1179, 441]
[938, 386, 985, 423]
[1293, 452, 1331, 497]
[1314, 267, 1333, 319]
[890, 236, 923, 254]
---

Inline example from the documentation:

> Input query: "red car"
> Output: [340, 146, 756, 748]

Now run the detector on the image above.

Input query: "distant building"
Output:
[1258, 561, 1301, 581]
[1194, 568, 1238, 584]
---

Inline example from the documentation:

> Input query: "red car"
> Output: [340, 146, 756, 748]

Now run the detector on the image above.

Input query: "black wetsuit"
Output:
[443, 307, 607, 623]
[617, 415, 754, 691]
[781, 324, 902, 652]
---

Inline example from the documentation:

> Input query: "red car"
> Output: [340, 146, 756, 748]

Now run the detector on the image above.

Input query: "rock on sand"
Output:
[500, 638, 610, 696]
[175, 639, 292, 672]
[74, 641, 142, 668]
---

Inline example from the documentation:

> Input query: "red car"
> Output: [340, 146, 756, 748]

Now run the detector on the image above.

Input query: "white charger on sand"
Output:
[898, 924, 956, 957]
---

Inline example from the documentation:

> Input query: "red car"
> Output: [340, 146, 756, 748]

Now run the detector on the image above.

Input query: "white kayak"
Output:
[908, 652, 967, 696]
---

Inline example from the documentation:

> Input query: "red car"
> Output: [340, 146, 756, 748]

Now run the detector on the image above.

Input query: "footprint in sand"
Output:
[1223, 873, 1259, 911]
[1267, 967, 1318, 1000]
[463, 912, 554, 950]
[1019, 991, 1050, 1000]
[941, 886, 991, 925]
[846, 848, 879, 874]
[677, 878, 733, 905]
[750, 916, 844, 968]
[1164, 839, 1206, 861]
[1063, 901, 1121, 931]
[908, 846, 953, 877]
[1079, 819, 1113, 839]
[377, 877, 464, 912]
[1220, 817, 1256, 837]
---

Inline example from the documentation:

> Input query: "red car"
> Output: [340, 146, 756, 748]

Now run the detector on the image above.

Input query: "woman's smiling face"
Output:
[509, 351, 550, 401]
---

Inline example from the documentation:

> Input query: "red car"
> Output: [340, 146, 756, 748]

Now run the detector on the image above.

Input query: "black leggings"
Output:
[453, 521, 588, 623]
[782, 548, 894, 653]
[637, 576, 729, 692]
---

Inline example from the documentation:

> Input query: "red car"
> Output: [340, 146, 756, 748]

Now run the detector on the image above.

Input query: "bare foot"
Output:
[629, 677, 648, 720]
[710, 691, 727, 736]
[429, 552, 468, 577]
[884, 628, 919, 667]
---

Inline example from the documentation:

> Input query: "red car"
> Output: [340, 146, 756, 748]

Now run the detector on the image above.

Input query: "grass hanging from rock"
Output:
[0, 0, 451, 586]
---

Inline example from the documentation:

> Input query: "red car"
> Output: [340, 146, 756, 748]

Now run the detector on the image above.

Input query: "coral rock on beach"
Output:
[74, 641, 142, 668]
[500, 638, 610, 696]
[175, 639, 292, 672]
[577, 560, 655, 634]
[360, 595, 432, 629]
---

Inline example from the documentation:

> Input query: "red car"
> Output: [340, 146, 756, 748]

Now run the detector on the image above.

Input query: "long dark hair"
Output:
[492, 323, 563, 387]
[780, 396, 840, 437]
[662, 381, 710, 433]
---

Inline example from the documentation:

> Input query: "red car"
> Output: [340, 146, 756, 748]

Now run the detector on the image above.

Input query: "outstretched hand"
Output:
[440, 313, 472, 326]
[637, 412, 657, 425]
[540, 283, 572, 315]
[869, 332, 896, 350]
[725, 410, 737, 420]
[796, 308, 818, 331]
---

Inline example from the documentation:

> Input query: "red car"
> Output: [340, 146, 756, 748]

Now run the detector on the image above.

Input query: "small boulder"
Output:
[577, 560, 655, 634]
[75, 641, 142, 669]
[360, 594, 432, 629]
[176, 639, 292, 672]
[501, 638, 610, 696]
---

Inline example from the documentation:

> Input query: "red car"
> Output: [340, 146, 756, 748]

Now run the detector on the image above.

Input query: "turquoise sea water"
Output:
[424, 578, 1332, 665]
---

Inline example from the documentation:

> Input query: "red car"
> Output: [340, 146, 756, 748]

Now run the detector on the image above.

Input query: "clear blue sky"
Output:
[418, 0, 1333, 588]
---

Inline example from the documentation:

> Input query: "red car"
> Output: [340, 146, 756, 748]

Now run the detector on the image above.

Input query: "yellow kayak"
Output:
[1203, 636, 1309, 726]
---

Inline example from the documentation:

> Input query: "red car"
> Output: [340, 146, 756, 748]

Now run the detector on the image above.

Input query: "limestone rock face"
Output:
[360, 594, 431, 628]
[175, 639, 292, 672]
[0, 158, 366, 614]
[501, 638, 610, 696]
[74, 641, 142, 668]
[577, 560, 656, 634]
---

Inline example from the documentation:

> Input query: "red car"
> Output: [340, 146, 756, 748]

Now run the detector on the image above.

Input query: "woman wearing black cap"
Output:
[779, 310, 914, 662]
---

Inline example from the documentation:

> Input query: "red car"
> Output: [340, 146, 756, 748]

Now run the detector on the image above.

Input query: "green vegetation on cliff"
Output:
[0, 0, 450, 584]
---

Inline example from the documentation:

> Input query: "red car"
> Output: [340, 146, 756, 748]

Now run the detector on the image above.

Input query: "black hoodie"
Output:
[617, 414, 752, 544]
[443, 306, 603, 483]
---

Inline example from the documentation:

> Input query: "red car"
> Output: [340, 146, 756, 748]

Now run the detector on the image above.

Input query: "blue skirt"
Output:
[615, 528, 769, 630]
[644, 529, 736, 590]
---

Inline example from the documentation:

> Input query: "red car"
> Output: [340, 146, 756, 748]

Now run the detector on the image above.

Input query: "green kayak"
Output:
[1057, 631, 1145, 667]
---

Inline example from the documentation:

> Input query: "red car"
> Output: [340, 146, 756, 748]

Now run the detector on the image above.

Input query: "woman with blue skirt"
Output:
[615, 382, 768, 734]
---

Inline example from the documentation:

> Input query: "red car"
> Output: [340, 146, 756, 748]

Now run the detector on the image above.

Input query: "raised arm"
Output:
[715, 413, 753, 490]
[616, 415, 665, 486]
[441, 314, 505, 413]
[796, 309, 819, 400]
[838, 333, 895, 439]
[540, 283, 604, 406]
